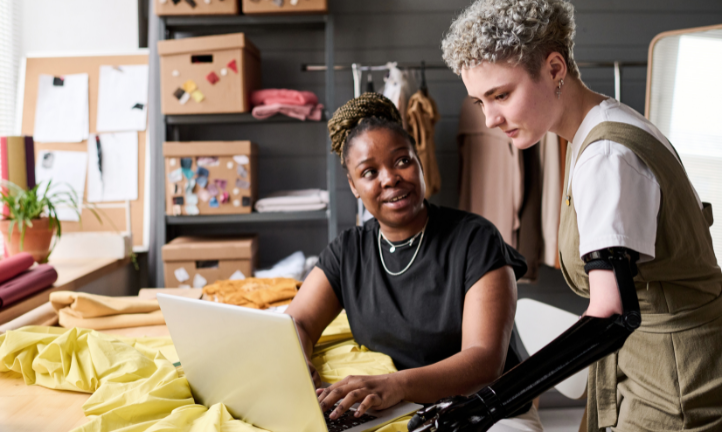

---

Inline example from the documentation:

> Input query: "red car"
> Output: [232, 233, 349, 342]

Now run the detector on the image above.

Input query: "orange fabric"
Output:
[202, 277, 301, 309]
[406, 91, 442, 197]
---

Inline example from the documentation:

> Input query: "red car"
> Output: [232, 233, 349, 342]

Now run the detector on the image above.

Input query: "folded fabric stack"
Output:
[250, 89, 324, 121]
[202, 277, 301, 309]
[50, 291, 165, 330]
[0, 252, 57, 308]
[255, 188, 329, 213]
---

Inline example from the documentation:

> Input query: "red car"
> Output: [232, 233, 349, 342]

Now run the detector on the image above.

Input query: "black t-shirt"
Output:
[317, 203, 527, 372]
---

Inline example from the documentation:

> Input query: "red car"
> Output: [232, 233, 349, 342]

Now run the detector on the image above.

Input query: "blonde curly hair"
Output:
[441, 0, 579, 79]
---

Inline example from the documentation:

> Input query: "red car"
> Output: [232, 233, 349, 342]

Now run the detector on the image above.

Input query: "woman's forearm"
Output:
[395, 346, 505, 403]
[295, 321, 316, 361]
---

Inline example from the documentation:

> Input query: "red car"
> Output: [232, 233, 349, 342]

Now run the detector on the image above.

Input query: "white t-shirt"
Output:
[567, 98, 702, 261]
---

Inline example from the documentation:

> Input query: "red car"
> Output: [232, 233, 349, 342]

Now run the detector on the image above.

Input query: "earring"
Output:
[556, 79, 565, 99]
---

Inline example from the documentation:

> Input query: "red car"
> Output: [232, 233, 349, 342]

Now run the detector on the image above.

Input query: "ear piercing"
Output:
[556, 79, 565, 99]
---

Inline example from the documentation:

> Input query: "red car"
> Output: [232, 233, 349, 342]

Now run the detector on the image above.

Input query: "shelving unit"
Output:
[148, 11, 336, 286]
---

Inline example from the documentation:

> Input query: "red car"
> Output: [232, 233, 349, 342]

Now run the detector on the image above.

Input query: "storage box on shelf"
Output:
[156, 0, 239, 16]
[158, 33, 260, 114]
[162, 236, 258, 288]
[242, 0, 327, 15]
[164, 141, 257, 216]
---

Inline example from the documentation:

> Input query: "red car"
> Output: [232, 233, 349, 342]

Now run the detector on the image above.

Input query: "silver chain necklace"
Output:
[382, 230, 423, 253]
[378, 220, 428, 276]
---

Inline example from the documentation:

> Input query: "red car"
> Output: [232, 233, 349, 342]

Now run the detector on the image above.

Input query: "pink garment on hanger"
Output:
[0, 252, 34, 285]
[252, 103, 324, 121]
[0, 264, 58, 308]
[251, 89, 319, 107]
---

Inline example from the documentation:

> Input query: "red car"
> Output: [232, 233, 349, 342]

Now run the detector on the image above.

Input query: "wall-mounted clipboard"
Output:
[18, 52, 150, 252]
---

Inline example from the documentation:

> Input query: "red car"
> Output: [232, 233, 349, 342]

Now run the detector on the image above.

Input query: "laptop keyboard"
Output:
[324, 408, 378, 432]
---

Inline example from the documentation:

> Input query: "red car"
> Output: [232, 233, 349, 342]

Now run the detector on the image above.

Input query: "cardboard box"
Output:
[162, 236, 258, 288]
[164, 141, 257, 216]
[242, 0, 327, 14]
[155, 0, 239, 16]
[158, 33, 260, 114]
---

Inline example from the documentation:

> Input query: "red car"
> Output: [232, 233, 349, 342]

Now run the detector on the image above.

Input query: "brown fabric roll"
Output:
[0, 264, 57, 308]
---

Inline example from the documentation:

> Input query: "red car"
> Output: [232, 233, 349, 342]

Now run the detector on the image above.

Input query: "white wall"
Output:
[21, 0, 139, 56]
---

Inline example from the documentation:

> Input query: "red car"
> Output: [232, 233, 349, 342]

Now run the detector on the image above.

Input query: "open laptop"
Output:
[157, 294, 422, 432]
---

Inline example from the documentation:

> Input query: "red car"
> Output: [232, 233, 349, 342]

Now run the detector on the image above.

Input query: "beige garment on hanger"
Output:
[406, 90, 442, 197]
[539, 132, 561, 267]
[457, 96, 523, 247]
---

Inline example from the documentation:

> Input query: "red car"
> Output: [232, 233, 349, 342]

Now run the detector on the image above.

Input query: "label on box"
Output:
[233, 155, 250, 165]
[174, 267, 190, 283]
[193, 273, 208, 288]
[230, 270, 246, 280]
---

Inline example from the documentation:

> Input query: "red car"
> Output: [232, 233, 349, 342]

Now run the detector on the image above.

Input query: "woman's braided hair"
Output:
[327, 92, 415, 167]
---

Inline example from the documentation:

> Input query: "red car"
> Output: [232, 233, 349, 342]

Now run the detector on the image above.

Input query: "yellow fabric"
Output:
[0, 319, 401, 432]
[50, 291, 165, 330]
[316, 312, 353, 345]
[375, 416, 413, 432]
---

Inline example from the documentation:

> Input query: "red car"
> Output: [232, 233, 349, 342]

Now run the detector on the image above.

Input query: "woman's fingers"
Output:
[355, 393, 381, 417]
[318, 383, 348, 413]
[330, 389, 368, 419]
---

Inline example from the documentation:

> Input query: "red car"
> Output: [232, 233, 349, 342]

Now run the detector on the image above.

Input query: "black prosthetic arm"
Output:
[408, 248, 641, 432]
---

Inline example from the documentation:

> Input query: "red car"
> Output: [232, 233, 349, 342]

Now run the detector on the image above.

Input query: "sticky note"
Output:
[168, 169, 183, 183]
[209, 197, 219, 208]
[236, 178, 250, 190]
[230, 270, 245, 280]
[185, 205, 200, 215]
[206, 71, 220, 85]
[182, 80, 197, 93]
[186, 193, 199, 206]
[191, 90, 205, 103]
[227, 59, 238, 73]
[199, 188, 211, 202]
[198, 157, 219, 167]
[182, 168, 195, 179]
[196, 176, 208, 188]
[174, 267, 190, 283]
[172, 204, 182, 216]
[181, 157, 193, 169]
[173, 196, 185, 205]
[237, 165, 248, 178]
[179, 92, 190, 105]
[53, 76, 64, 86]
[214, 179, 227, 190]
[132, 103, 145, 110]
[173, 87, 186, 99]
[242, 196, 251, 207]
[207, 183, 219, 196]
[197, 166, 209, 177]
[185, 0, 197, 9]
[185, 178, 196, 194]
[220, 192, 230, 203]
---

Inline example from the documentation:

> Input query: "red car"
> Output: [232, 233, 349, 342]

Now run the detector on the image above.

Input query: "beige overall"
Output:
[558, 122, 722, 431]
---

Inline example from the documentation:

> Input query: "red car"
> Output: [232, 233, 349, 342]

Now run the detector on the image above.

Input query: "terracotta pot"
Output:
[0, 218, 56, 263]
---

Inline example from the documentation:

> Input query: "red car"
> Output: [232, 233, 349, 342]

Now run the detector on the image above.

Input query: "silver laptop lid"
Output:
[157, 294, 326, 432]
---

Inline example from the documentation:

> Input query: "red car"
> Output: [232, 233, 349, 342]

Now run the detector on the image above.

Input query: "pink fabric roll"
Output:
[252, 103, 324, 121]
[250, 89, 319, 107]
[0, 264, 58, 308]
[0, 252, 35, 285]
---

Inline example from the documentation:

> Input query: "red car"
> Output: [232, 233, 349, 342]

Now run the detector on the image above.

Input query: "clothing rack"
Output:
[302, 61, 648, 101]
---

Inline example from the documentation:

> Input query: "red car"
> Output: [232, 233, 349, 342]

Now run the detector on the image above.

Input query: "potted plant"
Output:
[0, 180, 98, 263]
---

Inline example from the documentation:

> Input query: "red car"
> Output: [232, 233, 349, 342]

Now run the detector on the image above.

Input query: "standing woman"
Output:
[412, 0, 722, 431]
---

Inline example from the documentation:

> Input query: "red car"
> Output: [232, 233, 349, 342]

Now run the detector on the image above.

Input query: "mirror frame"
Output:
[645, 23, 722, 119]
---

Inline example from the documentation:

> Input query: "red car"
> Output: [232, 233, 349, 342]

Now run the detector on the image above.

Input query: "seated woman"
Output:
[286, 92, 542, 431]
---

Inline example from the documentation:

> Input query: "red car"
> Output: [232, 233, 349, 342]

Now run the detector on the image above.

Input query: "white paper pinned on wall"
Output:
[87, 132, 138, 202]
[33, 74, 89, 143]
[34, 150, 88, 221]
[96, 65, 149, 132]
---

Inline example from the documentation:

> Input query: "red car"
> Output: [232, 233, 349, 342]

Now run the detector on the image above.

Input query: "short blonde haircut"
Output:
[442, 0, 579, 79]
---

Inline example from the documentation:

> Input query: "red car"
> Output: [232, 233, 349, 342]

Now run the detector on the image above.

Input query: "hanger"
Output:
[366, 72, 375, 93]
[420, 61, 428, 96]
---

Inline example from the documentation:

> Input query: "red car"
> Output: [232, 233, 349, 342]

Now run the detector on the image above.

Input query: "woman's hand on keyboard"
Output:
[316, 373, 406, 420]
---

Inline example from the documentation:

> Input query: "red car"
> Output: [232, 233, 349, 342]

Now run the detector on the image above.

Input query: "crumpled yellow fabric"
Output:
[0, 314, 406, 432]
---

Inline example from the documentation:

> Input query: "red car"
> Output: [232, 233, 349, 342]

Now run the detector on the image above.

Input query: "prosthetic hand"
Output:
[409, 248, 641, 432]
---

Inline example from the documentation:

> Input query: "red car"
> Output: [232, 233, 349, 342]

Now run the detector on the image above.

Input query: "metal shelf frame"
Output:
[148, 10, 336, 286]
